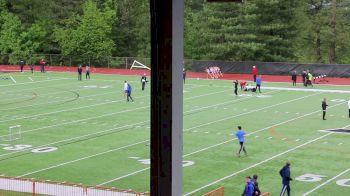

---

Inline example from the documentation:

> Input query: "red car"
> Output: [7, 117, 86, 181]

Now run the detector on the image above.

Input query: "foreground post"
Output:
[150, 0, 184, 195]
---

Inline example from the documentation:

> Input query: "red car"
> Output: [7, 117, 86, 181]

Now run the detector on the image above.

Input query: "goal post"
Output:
[130, 60, 151, 70]
[1, 125, 22, 141]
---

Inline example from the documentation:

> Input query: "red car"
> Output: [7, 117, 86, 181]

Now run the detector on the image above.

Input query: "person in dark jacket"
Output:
[141, 73, 147, 91]
[183, 67, 186, 84]
[29, 63, 34, 74]
[280, 161, 292, 196]
[252, 174, 261, 196]
[233, 80, 239, 96]
[242, 176, 254, 196]
[19, 59, 25, 73]
[77, 65, 82, 81]
[322, 98, 328, 120]
[302, 71, 307, 87]
[291, 71, 297, 86]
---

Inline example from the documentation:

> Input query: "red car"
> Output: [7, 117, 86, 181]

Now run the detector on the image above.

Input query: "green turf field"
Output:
[0, 71, 349, 195]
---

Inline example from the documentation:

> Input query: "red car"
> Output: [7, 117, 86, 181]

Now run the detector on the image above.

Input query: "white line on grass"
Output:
[0, 78, 69, 87]
[0, 86, 244, 137]
[9, 75, 16, 83]
[0, 84, 215, 123]
[18, 140, 149, 178]
[184, 132, 334, 195]
[0, 87, 250, 157]
[12, 91, 328, 180]
[185, 123, 350, 196]
[97, 100, 346, 185]
[302, 168, 350, 196]
[185, 92, 322, 132]
[13, 90, 289, 177]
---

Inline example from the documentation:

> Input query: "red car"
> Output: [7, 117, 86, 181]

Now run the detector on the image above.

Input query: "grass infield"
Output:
[0, 71, 349, 195]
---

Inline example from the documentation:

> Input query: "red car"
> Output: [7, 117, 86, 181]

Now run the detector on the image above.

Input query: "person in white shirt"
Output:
[124, 81, 128, 97]
[348, 100, 350, 118]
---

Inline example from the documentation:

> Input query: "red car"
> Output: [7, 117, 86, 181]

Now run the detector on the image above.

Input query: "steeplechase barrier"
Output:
[0, 175, 149, 196]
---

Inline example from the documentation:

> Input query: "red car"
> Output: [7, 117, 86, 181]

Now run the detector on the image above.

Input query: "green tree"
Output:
[54, 0, 115, 61]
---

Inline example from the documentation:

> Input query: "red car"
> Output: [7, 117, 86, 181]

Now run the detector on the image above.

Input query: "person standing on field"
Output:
[255, 75, 262, 93]
[322, 98, 328, 120]
[126, 82, 134, 102]
[77, 65, 82, 81]
[183, 67, 186, 84]
[280, 161, 292, 196]
[85, 65, 90, 80]
[291, 71, 297, 86]
[348, 99, 350, 118]
[39, 58, 46, 73]
[302, 70, 307, 87]
[242, 176, 254, 196]
[29, 63, 34, 74]
[141, 73, 147, 91]
[252, 66, 258, 82]
[19, 59, 25, 73]
[235, 126, 247, 157]
[233, 80, 238, 96]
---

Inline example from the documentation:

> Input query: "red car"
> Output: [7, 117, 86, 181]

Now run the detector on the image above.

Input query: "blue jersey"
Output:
[256, 77, 262, 85]
[236, 130, 245, 142]
[127, 83, 132, 93]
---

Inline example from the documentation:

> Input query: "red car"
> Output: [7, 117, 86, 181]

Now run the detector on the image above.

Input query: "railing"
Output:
[0, 175, 149, 196]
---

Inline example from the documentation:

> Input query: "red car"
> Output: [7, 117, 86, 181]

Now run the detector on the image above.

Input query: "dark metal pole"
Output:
[150, 0, 183, 195]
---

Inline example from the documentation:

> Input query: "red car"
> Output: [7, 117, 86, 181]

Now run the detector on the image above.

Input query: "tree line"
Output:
[0, 0, 350, 65]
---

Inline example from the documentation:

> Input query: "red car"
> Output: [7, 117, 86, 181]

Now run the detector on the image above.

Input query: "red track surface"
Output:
[1, 65, 349, 85]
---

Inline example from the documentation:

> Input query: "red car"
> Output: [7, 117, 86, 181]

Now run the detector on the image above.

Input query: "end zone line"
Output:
[302, 167, 350, 196]
[96, 100, 346, 185]
[184, 132, 334, 196]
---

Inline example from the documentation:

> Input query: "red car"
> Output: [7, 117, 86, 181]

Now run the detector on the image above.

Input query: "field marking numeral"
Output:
[337, 179, 350, 187]
[295, 173, 326, 182]
[297, 173, 350, 187]
[330, 99, 346, 102]
[31, 147, 58, 153]
[3, 144, 32, 151]
[1, 144, 58, 153]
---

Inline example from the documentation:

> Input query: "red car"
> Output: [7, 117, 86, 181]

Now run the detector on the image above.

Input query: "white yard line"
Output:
[97, 100, 345, 185]
[12, 90, 287, 178]
[18, 140, 149, 178]
[0, 84, 210, 123]
[184, 133, 334, 196]
[302, 168, 350, 196]
[6, 92, 328, 181]
[0, 78, 69, 87]
[0, 91, 120, 112]
[9, 75, 16, 83]
[185, 92, 321, 132]
[5, 89, 278, 139]
[0, 121, 149, 159]
[0, 87, 244, 157]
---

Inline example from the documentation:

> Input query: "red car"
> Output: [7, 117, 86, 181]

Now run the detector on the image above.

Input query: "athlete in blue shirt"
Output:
[255, 75, 262, 93]
[126, 82, 134, 102]
[235, 126, 247, 157]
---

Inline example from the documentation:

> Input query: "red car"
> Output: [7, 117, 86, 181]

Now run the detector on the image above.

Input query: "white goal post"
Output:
[1, 125, 21, 141]
[130, 60, 151, 70]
